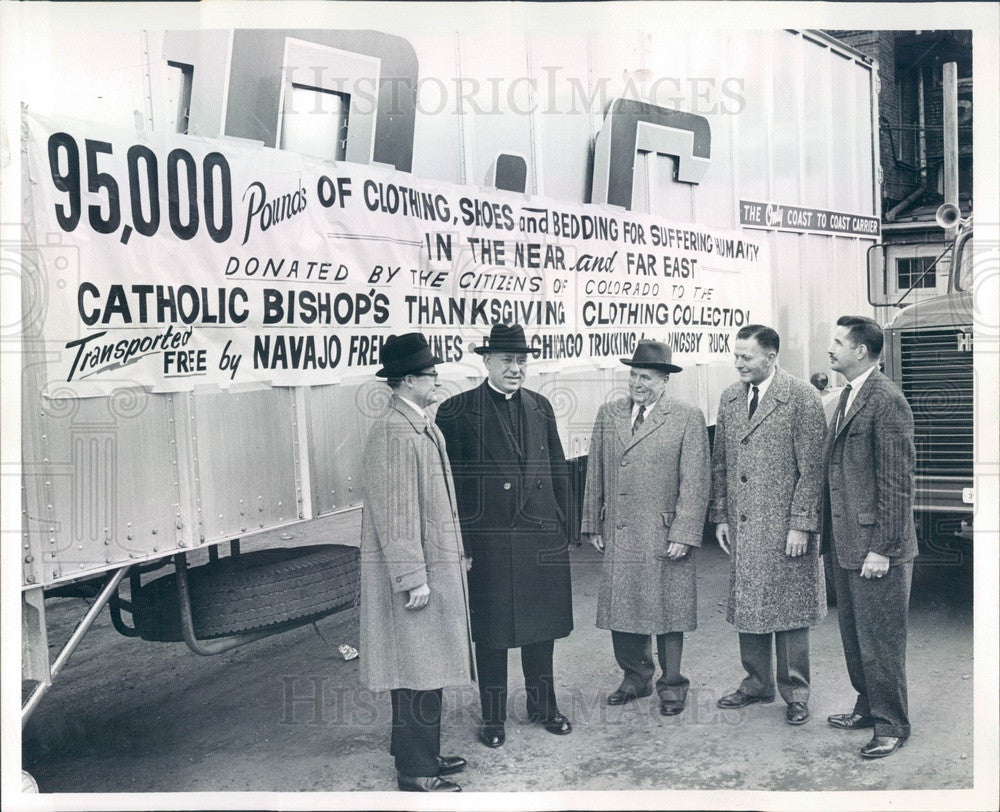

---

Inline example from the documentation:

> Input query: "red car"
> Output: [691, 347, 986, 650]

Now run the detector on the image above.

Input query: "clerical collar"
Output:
[487, 380, 519, 401]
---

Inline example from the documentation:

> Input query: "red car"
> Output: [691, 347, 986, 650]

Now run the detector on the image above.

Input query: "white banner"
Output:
[25, 112, 771, 397]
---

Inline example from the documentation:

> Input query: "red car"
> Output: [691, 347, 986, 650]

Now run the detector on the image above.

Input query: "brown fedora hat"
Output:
[472, 323, 541, 356]
[621, 339, 683, 373]
[375, 332, 443, 377]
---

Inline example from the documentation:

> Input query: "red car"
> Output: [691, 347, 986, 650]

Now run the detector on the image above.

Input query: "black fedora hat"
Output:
[375, 332, 443, 378]
[472, 323, 541, 356]
[621, 339, 683, 373]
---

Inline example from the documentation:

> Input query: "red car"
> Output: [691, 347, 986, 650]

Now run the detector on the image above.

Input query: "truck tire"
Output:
[128, 544, 359, 642]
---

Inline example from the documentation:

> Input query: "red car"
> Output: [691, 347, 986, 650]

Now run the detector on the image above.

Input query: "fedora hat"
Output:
[472, 323, 541, 356]
[375, 332, 443, 378]
[621, 339, 683, 373]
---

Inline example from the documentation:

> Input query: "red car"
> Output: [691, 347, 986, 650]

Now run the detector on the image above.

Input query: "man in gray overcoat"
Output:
[581, 340, 710, 716]
[359, 332, 475, 792]
[711, 324, 827, 726]
[436, 323, 574, 748]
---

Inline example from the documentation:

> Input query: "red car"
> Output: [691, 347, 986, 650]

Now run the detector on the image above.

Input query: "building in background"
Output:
[826, 30, 972, 304]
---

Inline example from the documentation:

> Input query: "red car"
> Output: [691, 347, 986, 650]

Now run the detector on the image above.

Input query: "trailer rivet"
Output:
[153, 547, 158, 552]
[176, 522, 183, 529]
[240, 510, 245, 516]
[52, 551, 57, 557]
[47, 504, 53, 510]
[105, 540, 110, 545]
[49, 527, 55, 532]
[127, 534, 133, 540]
[23, 544, 29, 550]
[26, 576, 35, 584]
[151, 529, 157, 535]
[24, 555, 33, 563]
[46, 481, 51, 487]
[127, 522, 132, 528]
[241, 526, 247, 532]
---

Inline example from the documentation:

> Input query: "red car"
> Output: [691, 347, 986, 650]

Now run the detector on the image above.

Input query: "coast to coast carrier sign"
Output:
[26, 112, 770, 397]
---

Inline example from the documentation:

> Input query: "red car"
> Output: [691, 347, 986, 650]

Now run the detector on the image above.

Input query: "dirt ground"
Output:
[22, 513, 975, 799]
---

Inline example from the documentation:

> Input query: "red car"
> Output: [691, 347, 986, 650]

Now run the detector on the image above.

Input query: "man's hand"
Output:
[665, 542, 689, 560]
[860, 551, 890, 579]
[785, 529, 809, 558]
[715, 523, 731, 555]
[405, 583, 430, 609]
[584, 533, 605, 553]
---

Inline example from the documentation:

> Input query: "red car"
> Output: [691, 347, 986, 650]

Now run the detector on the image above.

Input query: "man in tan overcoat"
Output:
[581, 340, 710, 716]
[710, 324, 827, 726]
[359, 332, 475, 792]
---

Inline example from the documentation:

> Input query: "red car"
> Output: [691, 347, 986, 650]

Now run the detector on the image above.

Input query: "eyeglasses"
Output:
[410, 370, 439, 379]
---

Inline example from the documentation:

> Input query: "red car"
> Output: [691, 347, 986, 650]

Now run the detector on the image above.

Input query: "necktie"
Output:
[833, 383, 853, 434]
[748, 385, 759, 419]
[632, 404, 646, 434]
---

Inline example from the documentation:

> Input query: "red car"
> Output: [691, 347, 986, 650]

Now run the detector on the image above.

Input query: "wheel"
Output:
[128, 544, 359, 642]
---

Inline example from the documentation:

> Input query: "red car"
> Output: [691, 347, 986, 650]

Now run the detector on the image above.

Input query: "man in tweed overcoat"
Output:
[823, 315, 918, 759]
[710, 325, 827, 726]
[581, 340, 710, 716]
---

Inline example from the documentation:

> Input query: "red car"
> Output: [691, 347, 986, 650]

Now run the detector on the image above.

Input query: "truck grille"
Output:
[898, 328, 973, 478]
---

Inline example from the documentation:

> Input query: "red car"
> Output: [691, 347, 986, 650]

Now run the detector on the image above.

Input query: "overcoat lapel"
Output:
[465, 382, 521, 478]
[623, 397, 672, 452]
[741, 369, 790, 440]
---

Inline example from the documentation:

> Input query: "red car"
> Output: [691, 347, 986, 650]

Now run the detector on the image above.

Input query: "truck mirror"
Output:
[866, 243, 890, 306]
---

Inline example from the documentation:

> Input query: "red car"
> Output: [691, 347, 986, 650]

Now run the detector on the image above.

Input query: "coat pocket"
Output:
[857, 512, 877, 526]
[661, 510, 676, 529]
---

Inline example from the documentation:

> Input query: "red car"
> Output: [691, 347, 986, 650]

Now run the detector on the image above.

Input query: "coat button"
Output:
[740, 514, 747, 522]
[620, 460, 627, 467]
[740, 475, 748, 483]
[537, 482, 542, 489]
[741, 438, 749, 445]
[503, 482, 512, 490]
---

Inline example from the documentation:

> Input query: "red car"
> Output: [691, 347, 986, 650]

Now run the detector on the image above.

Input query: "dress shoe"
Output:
[859, 735, 905, 759]
[531, 712, 572, 735]
[716, 689, 775, 709]
[436, 755, 467, 776]
[397, 774, 461, 792]
[606, 684, 653, 706]
[827, 712, 875, 730]
[659, 699, 685, 716]
[478, 724, 505, 748]
[785, 702, 809, 725]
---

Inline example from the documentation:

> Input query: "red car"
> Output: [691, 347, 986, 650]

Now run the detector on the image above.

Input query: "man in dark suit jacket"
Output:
[436, 323, 574, 749]
[824, 315, 918, 759]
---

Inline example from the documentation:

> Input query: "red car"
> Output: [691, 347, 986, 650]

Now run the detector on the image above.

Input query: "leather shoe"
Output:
[536, 712, 572, 735]
[859, 735, 905, 759]
[478, 725, 505, 748]
[785, 702, 809, 725]
[659, 699, 685, 716]
[436, 755, 466, 776]
[716, 690, 775, 709]
[397, 774, 461, 792]
[606, 684, 653, 705]
[827, 712, 875, 730]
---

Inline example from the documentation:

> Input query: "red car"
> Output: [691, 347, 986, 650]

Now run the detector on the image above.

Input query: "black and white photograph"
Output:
[2, 2, 997, 810]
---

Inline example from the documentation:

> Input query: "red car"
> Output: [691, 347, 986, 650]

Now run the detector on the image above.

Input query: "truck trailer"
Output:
[16, 24, 886, 752]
